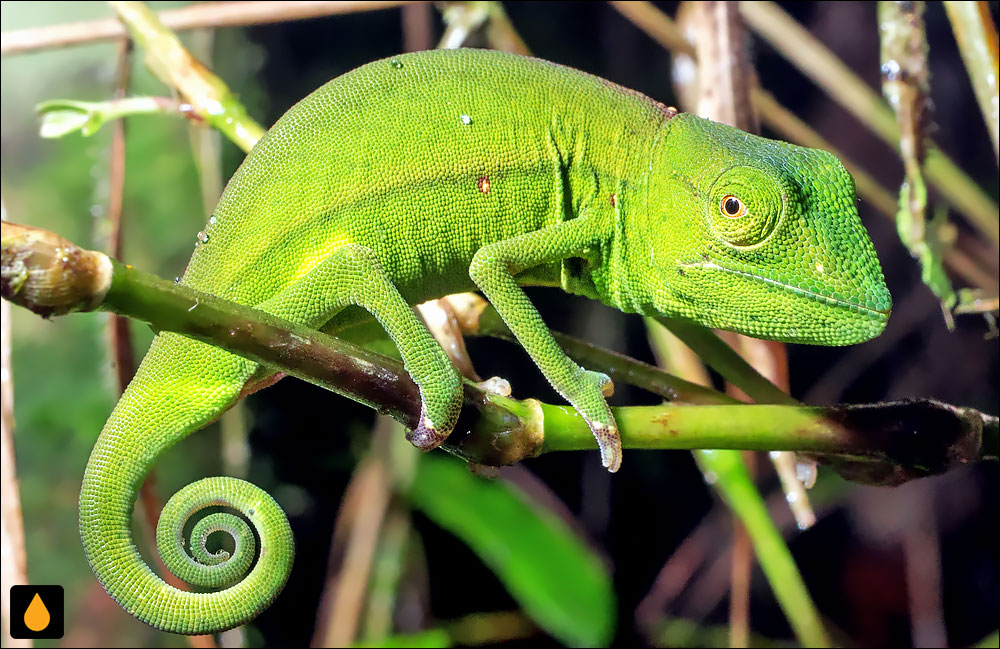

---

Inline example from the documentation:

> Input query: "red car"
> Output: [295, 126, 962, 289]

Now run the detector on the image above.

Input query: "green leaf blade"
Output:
[407, 455, 615, 647]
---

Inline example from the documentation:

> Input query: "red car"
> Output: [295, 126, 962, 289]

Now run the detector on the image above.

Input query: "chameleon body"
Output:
[80, 49, 890, 633]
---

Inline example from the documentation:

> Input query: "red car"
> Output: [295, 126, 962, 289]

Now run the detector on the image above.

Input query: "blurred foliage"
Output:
[408, 454, 615, 647]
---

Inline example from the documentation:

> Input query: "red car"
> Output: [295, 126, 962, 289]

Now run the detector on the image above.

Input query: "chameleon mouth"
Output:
[681, 260, 890, 320]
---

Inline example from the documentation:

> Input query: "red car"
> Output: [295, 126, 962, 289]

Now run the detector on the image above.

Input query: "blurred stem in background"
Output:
[1, 260, 29, 648]
[944, 1, 1000, 163]
[879, 1, 958, 328]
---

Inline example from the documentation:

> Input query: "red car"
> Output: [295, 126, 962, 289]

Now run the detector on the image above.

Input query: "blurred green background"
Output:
[1, 2, 997, 647]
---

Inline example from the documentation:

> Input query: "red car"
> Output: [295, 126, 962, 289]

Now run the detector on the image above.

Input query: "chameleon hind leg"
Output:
[469, 217, 622, 472]
[259, 243, 463, 449]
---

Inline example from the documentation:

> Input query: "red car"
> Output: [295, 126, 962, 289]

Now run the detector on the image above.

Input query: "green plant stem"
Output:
[2, 221, 994, 477]
[694, 449, 830, 647]
[644, 324, 830, 647]
[474, 303, 731, 404]
[656, 317, 796, 405]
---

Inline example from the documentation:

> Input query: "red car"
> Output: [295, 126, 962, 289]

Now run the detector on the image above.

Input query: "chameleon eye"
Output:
[708, 167, 785, 247]
[721, 195, 746, 218]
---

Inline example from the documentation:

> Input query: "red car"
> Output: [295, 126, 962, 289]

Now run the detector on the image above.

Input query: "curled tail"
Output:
[80, 332, 294, 634]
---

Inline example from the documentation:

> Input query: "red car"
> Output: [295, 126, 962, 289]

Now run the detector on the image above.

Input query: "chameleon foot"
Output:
[565, 368, 622, 472]
[405, 405, 450, 451]
[590, 419, 622, 472]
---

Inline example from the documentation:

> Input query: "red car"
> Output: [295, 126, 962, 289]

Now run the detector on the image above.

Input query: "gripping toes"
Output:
[568, 368, 622, 472]
[404, 361, 464, 452]
[406, 405, 449, 450]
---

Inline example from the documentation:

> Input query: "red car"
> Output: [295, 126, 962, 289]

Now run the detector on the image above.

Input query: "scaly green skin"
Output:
[79, 49, 891, 634]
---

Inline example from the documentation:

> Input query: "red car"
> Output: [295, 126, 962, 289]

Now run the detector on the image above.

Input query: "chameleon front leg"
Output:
[260, 243, 463, 449]
[469, 217, 622, 471]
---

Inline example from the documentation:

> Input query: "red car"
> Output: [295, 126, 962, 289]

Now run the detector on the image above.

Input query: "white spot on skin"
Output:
[816, 262, 825, 273]
[460, 114, 472, 125]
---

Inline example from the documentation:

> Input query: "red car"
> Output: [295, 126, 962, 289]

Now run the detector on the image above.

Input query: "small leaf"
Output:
[36, 100, 103, 138]
[407, 455, 615, 647]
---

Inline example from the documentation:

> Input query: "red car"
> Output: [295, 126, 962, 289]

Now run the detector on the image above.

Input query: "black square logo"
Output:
[9, 585, 63, 639]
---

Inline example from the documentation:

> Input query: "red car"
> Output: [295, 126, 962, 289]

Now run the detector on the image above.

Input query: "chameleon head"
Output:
[640, 114, 891, 345]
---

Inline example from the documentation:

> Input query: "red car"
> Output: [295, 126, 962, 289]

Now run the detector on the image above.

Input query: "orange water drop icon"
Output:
[24, 593, 50, 632]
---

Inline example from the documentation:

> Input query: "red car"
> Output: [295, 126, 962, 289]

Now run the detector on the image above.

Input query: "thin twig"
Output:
[944, 1, 1000, 163]
[902, 482, 947, 647]
[108, 1, 266, 152]
[1, 295, 29, 649]
[402, 2, 434, 53]
[312, 419, 395, 647]
[1, 1, 410, 56]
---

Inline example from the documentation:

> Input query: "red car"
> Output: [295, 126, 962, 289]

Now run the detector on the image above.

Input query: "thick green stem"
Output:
[2, 221, 994, 479]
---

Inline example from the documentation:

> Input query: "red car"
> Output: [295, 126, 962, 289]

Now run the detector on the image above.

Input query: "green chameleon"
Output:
[79, 49, 890, 634]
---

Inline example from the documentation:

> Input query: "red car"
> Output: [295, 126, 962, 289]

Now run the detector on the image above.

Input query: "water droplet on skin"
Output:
[197, 231, 209, 243]
[174, 277, 181, 284]
[390, 59, 403, 69]
[208, 215, 217, 225]
[460, 114, 472, 125]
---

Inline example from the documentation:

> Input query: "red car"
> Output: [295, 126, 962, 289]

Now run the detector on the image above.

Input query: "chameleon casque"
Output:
[79, 48, 891, 634]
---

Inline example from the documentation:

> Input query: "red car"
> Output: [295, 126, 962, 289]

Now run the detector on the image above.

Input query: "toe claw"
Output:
[589, 420, 622, 473]
[406, 407, 449, 451]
